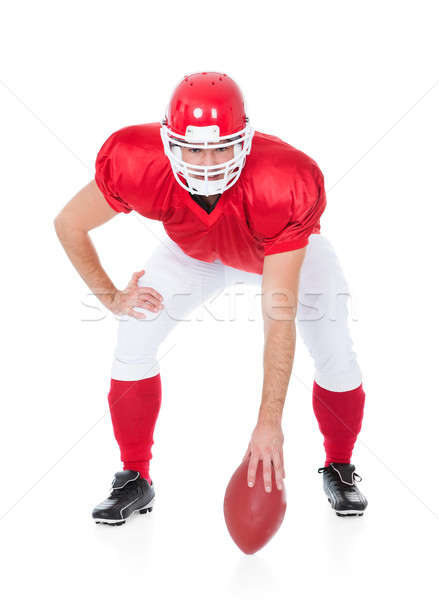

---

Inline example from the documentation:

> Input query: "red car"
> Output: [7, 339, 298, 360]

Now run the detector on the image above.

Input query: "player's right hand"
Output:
[107, 270, 164, 319]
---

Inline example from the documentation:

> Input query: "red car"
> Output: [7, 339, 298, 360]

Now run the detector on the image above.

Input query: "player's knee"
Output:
[111, 353, 160, 381]
[314, 349, 362, 392]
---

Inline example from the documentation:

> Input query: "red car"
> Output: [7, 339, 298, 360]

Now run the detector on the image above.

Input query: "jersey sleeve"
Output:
[94, 131, 133, 213]
[262, 163, 327, 256]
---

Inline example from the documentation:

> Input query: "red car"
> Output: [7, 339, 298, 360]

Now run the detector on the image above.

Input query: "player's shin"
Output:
[312, 381, 365, 466]
[107, 374, 162, 483]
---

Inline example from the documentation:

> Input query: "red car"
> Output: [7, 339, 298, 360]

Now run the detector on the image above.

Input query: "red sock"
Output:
[312, 381, 365, 466]
[108, 374, 162, 484]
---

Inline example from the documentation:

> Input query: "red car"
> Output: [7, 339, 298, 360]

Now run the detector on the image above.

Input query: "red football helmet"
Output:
[160, 72, 254, 196]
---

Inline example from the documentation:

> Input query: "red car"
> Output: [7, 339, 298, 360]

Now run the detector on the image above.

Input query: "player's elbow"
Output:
[54, 211, 65, 230]
[53, 213, 63, 235]
[54, 211, 74, 240]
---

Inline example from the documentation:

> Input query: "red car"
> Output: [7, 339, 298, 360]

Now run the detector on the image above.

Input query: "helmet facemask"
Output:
[160, 123, 254, 196]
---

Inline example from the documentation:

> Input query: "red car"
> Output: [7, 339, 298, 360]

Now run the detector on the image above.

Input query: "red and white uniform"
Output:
[95, 123, 326, 274]
[94, 72, 365, 480]
[94, 123, 362, 393]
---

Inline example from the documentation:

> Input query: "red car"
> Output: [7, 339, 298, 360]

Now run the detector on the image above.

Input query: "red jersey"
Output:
[94, 123, 326, 274]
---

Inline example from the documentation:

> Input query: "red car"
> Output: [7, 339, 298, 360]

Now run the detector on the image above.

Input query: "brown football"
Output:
[223, 456, 287, 554]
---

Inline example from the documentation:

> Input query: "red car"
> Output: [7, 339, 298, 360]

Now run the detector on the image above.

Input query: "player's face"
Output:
[181, 143, 235, 180]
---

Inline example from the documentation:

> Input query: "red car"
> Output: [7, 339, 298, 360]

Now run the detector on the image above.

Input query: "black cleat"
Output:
[318, 463, 367, 517]
[92, 470, 155, 525]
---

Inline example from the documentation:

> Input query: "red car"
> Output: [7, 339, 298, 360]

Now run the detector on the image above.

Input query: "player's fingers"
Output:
[263, 455, 272, 493]
[138, 286, 163, 302]
[247, 454, 259, 488]
[135, 299, 161, 312]
[129, 270, 145, 286]
[137, 292, 164, 308]
[242, 444, 251, 463]
[128, 308, 146, 320]
[272, 451, 283, 491]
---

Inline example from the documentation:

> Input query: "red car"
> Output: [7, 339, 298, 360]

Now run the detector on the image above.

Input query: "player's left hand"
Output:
[242, 422, 285, 493]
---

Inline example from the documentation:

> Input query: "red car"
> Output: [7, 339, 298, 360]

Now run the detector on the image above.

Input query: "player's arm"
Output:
[244, 247, 306, 492]
[54, 180, 163, 317]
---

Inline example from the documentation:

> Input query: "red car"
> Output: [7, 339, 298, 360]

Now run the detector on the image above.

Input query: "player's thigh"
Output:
[222, 264, 262, 321]
[297, 234, 361, 391]
[114, 238, 226, 360]
[297, 234, 349, 321]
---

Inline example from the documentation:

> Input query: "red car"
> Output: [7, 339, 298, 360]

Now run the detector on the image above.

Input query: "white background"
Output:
[1, 1, 438, 598]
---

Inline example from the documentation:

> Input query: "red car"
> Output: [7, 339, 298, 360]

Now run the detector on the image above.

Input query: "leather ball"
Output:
[223, 456, 287, 554]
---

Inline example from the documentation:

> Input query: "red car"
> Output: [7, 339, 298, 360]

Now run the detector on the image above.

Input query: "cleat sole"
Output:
[335, 511, 364, 517]
[139, 506, 153, 515]
[327, 497, 366, 517]
[93, 496, 155, 525]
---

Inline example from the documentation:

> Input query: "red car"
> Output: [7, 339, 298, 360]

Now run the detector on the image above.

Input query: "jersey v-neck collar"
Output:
[178, 185, 231, 227]
[189, 193, 221, 215]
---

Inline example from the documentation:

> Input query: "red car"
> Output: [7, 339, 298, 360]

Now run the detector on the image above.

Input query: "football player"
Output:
[54, 72, 367, 525]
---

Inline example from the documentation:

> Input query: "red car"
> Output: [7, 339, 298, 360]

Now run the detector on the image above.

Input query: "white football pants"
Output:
[111, 233, 362, 392]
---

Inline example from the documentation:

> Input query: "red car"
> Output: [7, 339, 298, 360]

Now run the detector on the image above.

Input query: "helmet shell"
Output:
[165, 72, 248, 137]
